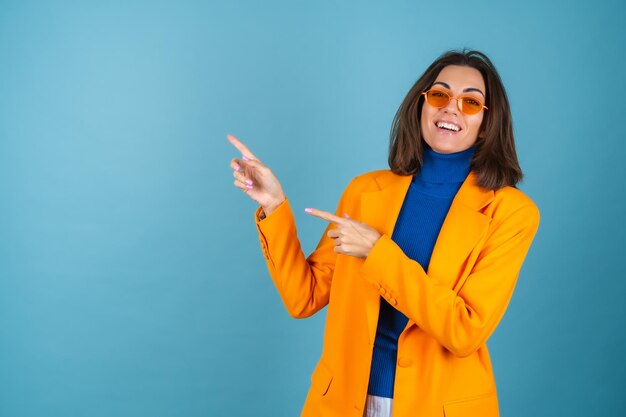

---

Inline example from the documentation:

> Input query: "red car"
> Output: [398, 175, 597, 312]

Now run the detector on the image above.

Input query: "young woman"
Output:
[228, 50, 540, 417]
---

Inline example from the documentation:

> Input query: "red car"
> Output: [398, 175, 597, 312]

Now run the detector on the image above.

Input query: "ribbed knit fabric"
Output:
[367, 146, 475, 398]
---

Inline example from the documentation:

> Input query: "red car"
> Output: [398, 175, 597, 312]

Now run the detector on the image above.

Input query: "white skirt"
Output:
[363, 395, 393, 417]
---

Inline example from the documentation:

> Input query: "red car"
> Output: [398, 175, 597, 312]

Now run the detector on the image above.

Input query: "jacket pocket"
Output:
[310, 360, 333, 396]
[443, 392, 499, 417]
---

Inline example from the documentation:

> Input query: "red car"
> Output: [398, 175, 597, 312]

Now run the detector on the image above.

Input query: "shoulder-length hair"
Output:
[388, 49, 522, 190]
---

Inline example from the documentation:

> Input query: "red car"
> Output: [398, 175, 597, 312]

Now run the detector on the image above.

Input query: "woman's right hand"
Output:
[227, 134, 286, 217]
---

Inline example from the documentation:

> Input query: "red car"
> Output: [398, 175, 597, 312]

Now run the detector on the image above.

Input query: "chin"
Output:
[430, 143, 462, 154]
[427, 138, 474, 154]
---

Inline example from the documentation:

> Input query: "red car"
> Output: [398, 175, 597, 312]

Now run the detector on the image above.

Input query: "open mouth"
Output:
[435, 121, 462, 132]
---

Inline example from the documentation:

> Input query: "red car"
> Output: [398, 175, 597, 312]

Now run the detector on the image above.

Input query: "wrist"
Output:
[366, 233, 382, 257]
[262, 197, 286, 217]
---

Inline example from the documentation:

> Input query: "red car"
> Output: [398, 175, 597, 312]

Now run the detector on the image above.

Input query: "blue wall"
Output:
[1, 1, 624, 416]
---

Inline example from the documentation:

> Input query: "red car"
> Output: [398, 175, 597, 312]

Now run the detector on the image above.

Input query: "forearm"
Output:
[256, 199, 334, 318]
[360, 204, 540, 357]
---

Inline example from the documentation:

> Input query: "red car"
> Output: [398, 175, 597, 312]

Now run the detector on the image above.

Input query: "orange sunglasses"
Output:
[421, 89, 488, 115]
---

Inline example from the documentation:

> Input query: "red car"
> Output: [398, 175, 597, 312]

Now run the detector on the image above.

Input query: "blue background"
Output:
[1, 1, 625, 416]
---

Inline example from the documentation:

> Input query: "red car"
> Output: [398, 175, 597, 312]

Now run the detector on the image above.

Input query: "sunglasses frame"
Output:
[421, 88, 488, 115]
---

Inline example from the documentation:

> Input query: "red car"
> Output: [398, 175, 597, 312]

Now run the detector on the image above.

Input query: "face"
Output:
[420, 65, 487, 154]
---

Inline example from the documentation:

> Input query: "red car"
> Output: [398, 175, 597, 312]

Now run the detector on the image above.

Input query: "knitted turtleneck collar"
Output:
[414, 145, 475, 184]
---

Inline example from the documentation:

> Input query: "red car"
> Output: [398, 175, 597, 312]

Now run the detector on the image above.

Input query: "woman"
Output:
[228, 50, 539, 417]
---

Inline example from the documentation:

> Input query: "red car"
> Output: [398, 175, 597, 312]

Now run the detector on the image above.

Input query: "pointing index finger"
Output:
[227, 134, 259, 161]
[305, 208, 348, 225]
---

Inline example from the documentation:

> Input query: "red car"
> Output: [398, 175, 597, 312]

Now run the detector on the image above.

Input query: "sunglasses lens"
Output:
[425, 90, 450, 107]
[459, 96, 483, 115]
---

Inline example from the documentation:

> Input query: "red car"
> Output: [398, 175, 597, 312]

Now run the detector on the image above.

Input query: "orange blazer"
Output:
[255, 170, 540, 417]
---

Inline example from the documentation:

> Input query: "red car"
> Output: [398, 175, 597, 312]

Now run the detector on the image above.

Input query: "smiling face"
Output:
[420, 65, 487, 154]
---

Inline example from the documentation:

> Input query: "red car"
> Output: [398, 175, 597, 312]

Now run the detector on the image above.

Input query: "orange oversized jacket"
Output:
[255, 170, 540, 417]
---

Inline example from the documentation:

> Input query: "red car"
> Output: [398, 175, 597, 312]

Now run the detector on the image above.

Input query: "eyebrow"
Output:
[432, 81, 485, 98]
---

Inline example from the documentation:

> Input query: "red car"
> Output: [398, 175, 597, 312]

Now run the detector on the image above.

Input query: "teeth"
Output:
[437, 122, 460, 132]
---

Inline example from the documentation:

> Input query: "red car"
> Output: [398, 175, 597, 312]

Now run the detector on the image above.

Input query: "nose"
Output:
[442, 96, 459, 115]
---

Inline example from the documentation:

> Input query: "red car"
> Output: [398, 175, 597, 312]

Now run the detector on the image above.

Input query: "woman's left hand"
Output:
[305, 208, 381, 258]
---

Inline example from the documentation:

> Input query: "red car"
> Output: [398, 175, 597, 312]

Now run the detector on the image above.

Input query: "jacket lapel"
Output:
[361, 173, 412, 237]
[427, 172, 493, 286]
[359, 171, 494, 340]
[360, 172, 412, 343]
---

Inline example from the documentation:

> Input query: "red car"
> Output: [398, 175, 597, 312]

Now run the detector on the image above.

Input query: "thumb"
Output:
[343, 213, 351, 219]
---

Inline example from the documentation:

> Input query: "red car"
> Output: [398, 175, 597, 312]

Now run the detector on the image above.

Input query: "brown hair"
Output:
[388, 49, 522, 190]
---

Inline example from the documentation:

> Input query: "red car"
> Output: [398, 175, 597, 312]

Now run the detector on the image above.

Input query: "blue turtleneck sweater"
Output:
[367, 146, 475, 398]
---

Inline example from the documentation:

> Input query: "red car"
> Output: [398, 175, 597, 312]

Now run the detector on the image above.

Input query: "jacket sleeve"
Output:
[360, 201, 540, 357]
[255, 182, 356, 318]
